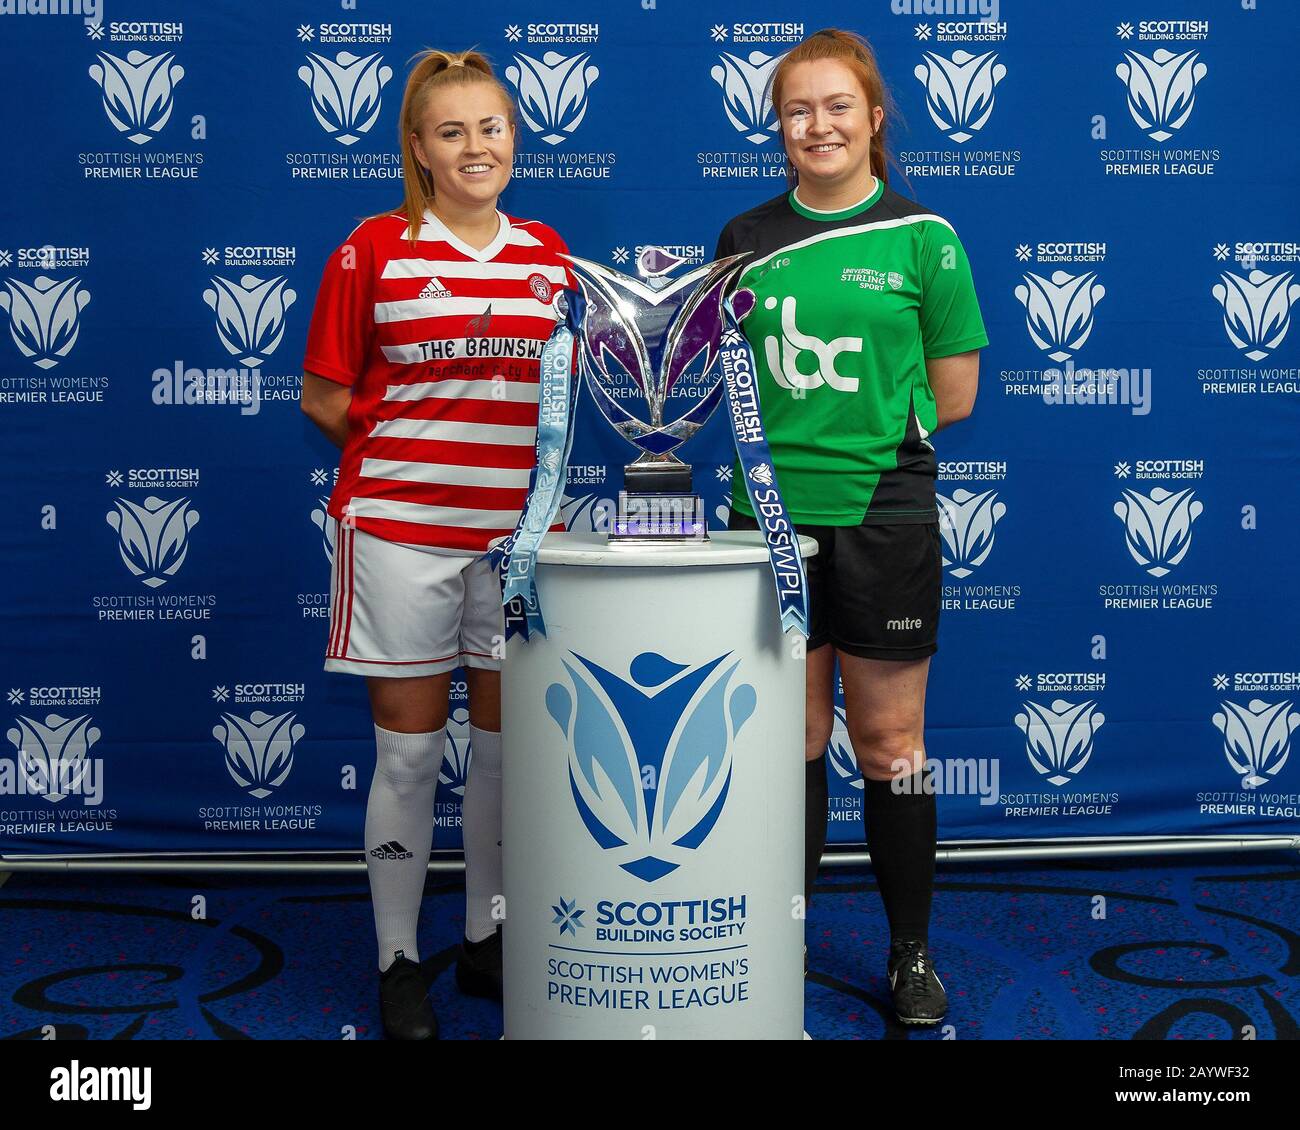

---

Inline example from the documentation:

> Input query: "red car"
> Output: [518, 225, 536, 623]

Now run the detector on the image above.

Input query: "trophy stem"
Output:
[623, 456, 692, 496]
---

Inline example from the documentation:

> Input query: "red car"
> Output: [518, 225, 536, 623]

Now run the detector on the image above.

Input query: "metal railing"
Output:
[3, 835, 1296, 873]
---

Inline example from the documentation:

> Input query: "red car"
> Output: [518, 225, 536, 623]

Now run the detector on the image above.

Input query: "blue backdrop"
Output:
[1, 0, 1297, 856]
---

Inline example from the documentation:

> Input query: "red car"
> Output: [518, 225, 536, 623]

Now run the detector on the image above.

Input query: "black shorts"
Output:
[728, 510, 941, 661]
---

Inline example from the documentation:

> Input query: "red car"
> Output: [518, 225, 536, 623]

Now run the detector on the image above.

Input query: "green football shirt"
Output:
[716, 179, 989, 525]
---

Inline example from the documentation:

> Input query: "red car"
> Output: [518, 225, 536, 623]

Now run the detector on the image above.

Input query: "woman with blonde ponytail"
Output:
[300, 47, 573, 1040]
[716, 28, 988, 1028]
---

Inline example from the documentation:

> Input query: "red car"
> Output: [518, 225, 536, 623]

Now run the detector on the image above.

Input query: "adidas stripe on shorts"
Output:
[324, 517, 504, 678]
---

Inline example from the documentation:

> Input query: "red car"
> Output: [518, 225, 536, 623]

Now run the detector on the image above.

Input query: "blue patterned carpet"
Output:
[1, 851, 1296, 1040]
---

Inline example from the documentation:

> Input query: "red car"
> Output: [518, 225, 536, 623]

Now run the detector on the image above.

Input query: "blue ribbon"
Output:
[717, 291, 810, 637]
[492, 292, 582, 639]
[497, 286, 809, 642]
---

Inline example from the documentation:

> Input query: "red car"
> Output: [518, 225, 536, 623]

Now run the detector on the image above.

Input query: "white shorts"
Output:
[325, 519, 504, 678]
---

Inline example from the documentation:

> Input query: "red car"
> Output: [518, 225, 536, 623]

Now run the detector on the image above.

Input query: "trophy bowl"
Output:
[563, 246, 746, 542]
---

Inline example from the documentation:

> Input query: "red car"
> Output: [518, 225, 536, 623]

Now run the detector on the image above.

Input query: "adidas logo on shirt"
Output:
[418, 278, 452, 299]
[370, 840, 414, 860]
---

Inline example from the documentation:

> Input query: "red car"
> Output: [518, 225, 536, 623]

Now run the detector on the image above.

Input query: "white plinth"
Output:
[502, 531, 816, 1039]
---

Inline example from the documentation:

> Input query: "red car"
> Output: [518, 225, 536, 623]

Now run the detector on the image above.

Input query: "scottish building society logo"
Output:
[1212, 268, 1300, 363]
[88, 50, 185, 145]
[938, 488, 1005, 578]
[1016, 700, 1105, 786]
[298, 51, 393, 146]
[106, 495, 199, 587]
[1213, 699, 1298, 790]
[546, 651, 755, 882]
[203, 274, 297, 367]
[914, 49, 1005, 144]
[0, 275, 92, 369]
[506, 50, 599, 146]
[6, 714, 100, 804]
[213, 710, 303, 799]
[1116, 47, 1206, 142]
[1015, 270, 1105, 362]
[712, 50, 783, 145]
[1113, 486, 1202, 577]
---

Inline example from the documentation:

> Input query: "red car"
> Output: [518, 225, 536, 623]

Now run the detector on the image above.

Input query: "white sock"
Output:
[365, 724, 446, 972]
[462, 725, 503, 943]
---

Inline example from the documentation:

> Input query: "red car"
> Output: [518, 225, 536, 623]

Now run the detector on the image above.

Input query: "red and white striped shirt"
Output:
[303, 208, 571, 553]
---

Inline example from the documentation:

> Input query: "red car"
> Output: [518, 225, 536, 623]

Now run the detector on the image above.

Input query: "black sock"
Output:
[805, 755, 828, 906]
[862, 769, 936, 946]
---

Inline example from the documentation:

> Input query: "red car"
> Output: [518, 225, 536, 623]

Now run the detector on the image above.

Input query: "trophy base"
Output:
[611, 491, 708, 542]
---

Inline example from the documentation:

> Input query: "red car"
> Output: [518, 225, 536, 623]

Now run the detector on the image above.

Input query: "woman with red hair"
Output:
[717, 28, 988, 1027]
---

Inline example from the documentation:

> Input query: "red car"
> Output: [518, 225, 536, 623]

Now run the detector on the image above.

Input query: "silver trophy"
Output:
[563, 247, 743, 541]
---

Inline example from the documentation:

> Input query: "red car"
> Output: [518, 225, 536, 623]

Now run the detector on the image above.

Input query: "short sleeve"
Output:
[917, 220, 989, 359]
[303, 224, 375, 387]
